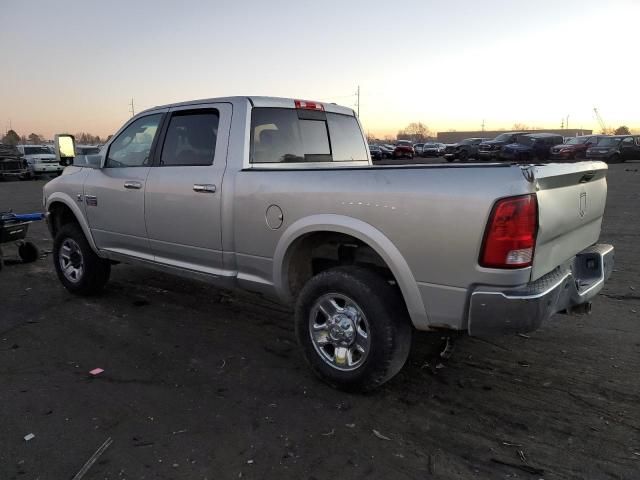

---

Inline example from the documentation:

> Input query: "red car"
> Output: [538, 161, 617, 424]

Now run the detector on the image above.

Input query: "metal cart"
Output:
[0, 212, 44, 271]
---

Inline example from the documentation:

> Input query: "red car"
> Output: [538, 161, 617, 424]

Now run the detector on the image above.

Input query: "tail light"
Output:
[480, 194, 538, 268]
[294, 100, 324, 111]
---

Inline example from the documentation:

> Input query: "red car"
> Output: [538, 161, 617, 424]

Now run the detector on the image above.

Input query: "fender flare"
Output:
[46, 192, 100, 253]
[272, 214, 430, 329]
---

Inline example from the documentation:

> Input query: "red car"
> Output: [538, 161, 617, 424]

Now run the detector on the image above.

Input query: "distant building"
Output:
[437, 129, 593, 144]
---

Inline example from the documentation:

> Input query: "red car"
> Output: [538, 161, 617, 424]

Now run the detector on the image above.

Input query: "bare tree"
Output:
[614, 125, 630, 135]
[2, 129, 20, 146]
[28, 133, 43, 144]
[398, 122, 431, 142]
[512, 123, 530, 130]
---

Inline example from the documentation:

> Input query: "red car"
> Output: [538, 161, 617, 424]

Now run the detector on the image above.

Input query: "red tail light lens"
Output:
[480, 194, 538, 268]
[294, 99, 324, 111]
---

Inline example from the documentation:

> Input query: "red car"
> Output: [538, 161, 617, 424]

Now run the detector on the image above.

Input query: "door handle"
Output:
[124, 181, 142, 190]
[193, 184, 216, 193]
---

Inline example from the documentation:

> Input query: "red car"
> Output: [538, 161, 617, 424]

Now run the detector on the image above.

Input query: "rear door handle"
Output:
[124, 181, 142, 190]
[193, 184, 216, 193]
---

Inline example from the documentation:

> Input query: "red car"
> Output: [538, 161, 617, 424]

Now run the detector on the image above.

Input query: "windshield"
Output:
[494, 133, 514, 142]
[597, 137, 623, 147]
[565, 137, 588, 145]
[516, 136, 535, 146]
[24, 146, 53, 155]
[424, 143, 436, 147]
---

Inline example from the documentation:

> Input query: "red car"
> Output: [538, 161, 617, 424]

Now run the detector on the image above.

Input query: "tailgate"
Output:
[531, 161, 608, 281]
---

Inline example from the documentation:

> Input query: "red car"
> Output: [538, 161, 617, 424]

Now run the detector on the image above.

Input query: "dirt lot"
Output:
[1, 163, 639, 479]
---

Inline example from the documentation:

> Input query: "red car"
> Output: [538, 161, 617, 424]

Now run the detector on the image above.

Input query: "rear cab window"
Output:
[250, 107, 368, 164]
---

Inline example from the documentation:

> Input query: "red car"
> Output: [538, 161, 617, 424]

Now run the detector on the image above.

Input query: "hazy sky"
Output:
[1, 0, 638, 139]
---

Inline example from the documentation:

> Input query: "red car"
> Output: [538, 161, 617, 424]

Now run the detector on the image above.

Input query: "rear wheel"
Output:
[295, 266, 412, 392]
[53, 223, 111, 295]
[458, 150, 469, 162]
[18, 241, 39, 263]
[607, 154, 621, 164]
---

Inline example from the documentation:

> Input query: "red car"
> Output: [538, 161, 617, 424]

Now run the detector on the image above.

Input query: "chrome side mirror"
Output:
[54, 134, 76, 167]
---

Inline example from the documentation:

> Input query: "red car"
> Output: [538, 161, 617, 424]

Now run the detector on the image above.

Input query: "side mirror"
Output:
[54, 134, 76, 167]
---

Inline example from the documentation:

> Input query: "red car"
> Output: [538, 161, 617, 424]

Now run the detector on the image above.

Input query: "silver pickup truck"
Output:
[44, 96, 614, 391]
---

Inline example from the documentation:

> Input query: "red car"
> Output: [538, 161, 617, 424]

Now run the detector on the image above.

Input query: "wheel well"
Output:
[48, 202, 80, 237]
[285, 232, 400, 299]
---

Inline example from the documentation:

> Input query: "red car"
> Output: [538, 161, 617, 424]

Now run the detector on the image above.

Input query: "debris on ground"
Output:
[372, 429, 392, 441]
[71, 437, 113, 480]
[89, 368, 104, 376]
[321, 429, 335, 436]
[23, 433, 35, 442]
[491, 458, 544, 475]
[517, 449, 527, 463]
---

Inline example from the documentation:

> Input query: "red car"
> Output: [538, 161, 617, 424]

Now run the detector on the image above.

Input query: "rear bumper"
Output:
[467, 244, 614, 336]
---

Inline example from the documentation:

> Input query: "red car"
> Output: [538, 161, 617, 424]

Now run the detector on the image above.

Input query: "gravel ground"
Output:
[0, 162, 638, 479]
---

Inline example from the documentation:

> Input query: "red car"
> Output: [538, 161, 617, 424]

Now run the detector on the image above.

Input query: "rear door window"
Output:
[327, 113, 368, 161]
[250, 107, 366, 164]
[160, 110, 219, 166]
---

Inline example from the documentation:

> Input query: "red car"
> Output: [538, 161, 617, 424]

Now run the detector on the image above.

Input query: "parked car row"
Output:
[445, 133, 640, 164]
[368, 141, 447, 160]
[370, 132, 640, 164]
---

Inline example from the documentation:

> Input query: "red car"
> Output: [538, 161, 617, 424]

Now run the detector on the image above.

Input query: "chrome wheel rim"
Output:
[308, 293, 370, 371]
[59, 238, 84, 283]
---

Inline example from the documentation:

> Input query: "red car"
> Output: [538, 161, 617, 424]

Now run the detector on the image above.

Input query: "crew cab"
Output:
[551, 135, 604, 161]
[477, 132, 528, 160]
[586, 135, 640, 163]
[444, 137, 490, 162]
[500, 133, 564, 162]
[17, 144, 64, 176]
[44, 96, 614, 391]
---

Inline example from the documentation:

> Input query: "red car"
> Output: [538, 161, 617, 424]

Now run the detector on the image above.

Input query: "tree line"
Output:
[1, 130, 106, 146]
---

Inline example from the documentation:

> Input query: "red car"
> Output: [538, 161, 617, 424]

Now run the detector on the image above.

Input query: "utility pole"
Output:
[481, 119, 485, 132]
[355, 85, 360, 117]
[129, 98, 135, 117]
[561, 118, 564, 129]
[566, 115, 569, 130]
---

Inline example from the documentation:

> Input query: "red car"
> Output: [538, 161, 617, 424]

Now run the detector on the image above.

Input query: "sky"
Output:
[1, 0, 639, 139]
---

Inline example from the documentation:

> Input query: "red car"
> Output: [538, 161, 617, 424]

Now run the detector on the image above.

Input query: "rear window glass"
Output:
[250, 108, 366, 163]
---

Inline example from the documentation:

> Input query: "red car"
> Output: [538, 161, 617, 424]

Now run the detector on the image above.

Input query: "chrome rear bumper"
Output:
[468, 244, 614, 336]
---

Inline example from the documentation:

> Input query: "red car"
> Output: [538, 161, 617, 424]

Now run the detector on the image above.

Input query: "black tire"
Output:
[295, 266, 412, 392]
[18, 241, 39, 263]
[607, 154, 621, 164]
[53, 223, 111, 295]
[458, 150, 469, 162]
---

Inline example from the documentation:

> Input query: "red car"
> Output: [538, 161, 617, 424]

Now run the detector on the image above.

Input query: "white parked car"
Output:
[17, 145, 64, 176]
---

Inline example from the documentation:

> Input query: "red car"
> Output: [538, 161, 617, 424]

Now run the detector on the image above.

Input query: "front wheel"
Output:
[53, 223, 111, 295]
[607, 154, 621, 164]
[295, 266, 412, 391]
